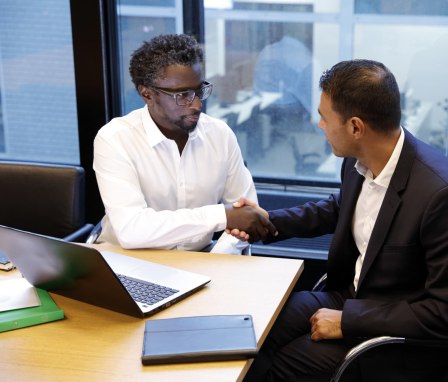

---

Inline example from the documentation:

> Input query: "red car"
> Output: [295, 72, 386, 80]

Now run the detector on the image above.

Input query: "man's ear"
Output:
[350, 116, 366, 139]
[138, 85, 151, 100]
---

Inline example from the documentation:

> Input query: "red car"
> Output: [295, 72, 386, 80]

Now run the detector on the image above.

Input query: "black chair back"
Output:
[0, 161, 92, 240]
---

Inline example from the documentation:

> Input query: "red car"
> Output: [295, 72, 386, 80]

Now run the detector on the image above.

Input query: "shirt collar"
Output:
[141, 106, 202, 147]
[355, 126, 405, 188]
[141, 106, 166, 147]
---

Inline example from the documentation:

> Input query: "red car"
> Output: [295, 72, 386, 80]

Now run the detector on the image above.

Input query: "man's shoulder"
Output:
[407, 132, 448, 183]
[97, 108, 143, 138]
[199, 112, 230, 127]
[198, 113, 234, 136]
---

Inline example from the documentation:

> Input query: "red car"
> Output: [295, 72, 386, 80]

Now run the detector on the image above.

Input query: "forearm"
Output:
[105, 203, 226, 249]
[265, 196, 340, 243]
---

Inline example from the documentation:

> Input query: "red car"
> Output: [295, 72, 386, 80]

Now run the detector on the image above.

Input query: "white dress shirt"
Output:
[352, 127, 405, 290]
[93, 106, 257, 253]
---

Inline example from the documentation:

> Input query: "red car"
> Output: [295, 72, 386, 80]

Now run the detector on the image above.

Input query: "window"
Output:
[0, 77, 4, 153]
[115, 0, 183, 115]
[203, 0, 448, 184]
[0, 0, 79, 164]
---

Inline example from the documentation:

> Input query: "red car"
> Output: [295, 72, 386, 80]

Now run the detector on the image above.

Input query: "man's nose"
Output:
[190, 94, 202, 109]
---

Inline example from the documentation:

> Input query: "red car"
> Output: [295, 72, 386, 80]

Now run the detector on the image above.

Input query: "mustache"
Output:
[181, 111, 201, 120]
[180, 112, 201, 125]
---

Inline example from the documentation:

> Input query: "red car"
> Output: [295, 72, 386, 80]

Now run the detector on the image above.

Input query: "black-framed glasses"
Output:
[149, 81, 213, 106]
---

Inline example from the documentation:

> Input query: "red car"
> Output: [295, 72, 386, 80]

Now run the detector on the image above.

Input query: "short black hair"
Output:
[129, 34, 204, 90]
[319, 59, 401, 133]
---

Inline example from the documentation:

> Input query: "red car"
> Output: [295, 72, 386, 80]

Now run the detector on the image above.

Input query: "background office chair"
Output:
[0, 161, 94, 242]
[311, 274, 448, 381]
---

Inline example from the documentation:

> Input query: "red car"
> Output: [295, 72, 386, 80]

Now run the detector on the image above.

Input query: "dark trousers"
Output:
[243, 290, 352, 382]
[244, 290, 448, 382]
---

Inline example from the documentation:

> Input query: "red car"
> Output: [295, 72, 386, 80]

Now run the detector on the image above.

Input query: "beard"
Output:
[176, 112, 201, 133]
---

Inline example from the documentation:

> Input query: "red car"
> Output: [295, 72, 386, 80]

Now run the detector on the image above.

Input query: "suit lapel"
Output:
[338, 166, 364, 235]
[327, 160, 364, 288]
[357, 130, 417, 289]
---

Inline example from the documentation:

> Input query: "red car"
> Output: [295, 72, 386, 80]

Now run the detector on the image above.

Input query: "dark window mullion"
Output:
[183, 0, 205, 44]
[70, 0, 108, 224]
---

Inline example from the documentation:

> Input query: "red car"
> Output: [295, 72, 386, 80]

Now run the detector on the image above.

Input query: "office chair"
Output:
[311, 274, 448, 381]
[0, 161, 94, 242]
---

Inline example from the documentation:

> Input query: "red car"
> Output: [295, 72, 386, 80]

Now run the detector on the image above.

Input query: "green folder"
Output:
[0, 288, 64, 332]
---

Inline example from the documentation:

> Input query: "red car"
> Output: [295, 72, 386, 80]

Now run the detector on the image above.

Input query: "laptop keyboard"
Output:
[116, 274, 179, 305]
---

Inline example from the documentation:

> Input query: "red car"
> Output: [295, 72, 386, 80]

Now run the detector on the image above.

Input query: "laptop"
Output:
[0, 225, 211, 318]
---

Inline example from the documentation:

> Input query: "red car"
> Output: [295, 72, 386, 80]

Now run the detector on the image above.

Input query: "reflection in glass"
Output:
[204, 9, 337, 181]
[115, 0, 448, 182]
[355, 0, 448, 15]
[203, 1, 448, 183]
[0, 86, 4, 153]
[354, 24, 448, 155]
[116, 1, 179, 114]
[119, 0, 175, 6]
[205, 0, 341, 13]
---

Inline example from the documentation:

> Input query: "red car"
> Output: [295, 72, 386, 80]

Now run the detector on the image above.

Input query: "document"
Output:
[0, 278, 40, 312]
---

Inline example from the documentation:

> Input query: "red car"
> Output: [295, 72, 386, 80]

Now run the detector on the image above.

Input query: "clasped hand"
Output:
[225, 197, 278, 242]
[309, 308, 343, 341]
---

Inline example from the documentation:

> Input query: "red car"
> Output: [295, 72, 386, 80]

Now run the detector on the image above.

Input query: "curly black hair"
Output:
[129, 34, 204, 90]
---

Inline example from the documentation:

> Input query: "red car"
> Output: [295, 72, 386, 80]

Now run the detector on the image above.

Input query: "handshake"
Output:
[225, 197, 278, 243]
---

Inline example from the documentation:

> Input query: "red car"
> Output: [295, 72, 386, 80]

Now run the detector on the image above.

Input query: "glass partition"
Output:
[114, 0, 448, 183]
[203, 0, 448, 183]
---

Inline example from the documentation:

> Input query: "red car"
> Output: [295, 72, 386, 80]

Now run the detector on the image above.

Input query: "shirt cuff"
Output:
[210, 232, 249, 255]
[206, 203, 227, 232]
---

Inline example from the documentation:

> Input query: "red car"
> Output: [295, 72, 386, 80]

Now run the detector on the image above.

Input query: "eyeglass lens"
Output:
[176, 83, 212, 105]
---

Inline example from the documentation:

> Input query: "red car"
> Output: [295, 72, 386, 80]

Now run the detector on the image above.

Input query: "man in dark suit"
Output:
[225, 59, 448, 381]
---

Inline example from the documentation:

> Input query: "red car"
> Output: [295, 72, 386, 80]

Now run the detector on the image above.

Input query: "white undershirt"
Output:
[352, 127, 404, 290]
[93, 106, 257, 254]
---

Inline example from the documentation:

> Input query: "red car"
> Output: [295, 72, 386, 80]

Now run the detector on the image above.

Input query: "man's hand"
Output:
[233, 197, 267, 215]
[225, 198, 277, 243]
[309, 308, 343, 341]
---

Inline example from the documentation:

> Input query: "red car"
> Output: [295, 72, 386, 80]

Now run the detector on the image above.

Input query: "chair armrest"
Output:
[312, 273, 327, 291]
[330, 336, 405, 382]
[85, 221, 103, 244]
[63, 223, 95, 242]
[242, 244, 252, 256]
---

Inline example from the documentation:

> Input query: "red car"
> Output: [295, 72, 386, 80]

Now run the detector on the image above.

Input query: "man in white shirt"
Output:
[93, 34, 274, 254]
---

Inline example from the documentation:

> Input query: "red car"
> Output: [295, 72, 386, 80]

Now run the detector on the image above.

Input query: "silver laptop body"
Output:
[0, 225, 210, 317]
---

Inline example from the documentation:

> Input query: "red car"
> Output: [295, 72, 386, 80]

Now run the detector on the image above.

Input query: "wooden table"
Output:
[0, 243, 303, 382]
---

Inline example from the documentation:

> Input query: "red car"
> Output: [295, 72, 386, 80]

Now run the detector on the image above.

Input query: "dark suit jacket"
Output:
[267, 129, 448, 342]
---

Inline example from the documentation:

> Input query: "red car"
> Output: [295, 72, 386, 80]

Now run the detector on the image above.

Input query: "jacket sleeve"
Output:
[263, 158, 353, 243]
[266, 195, 340, 243]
